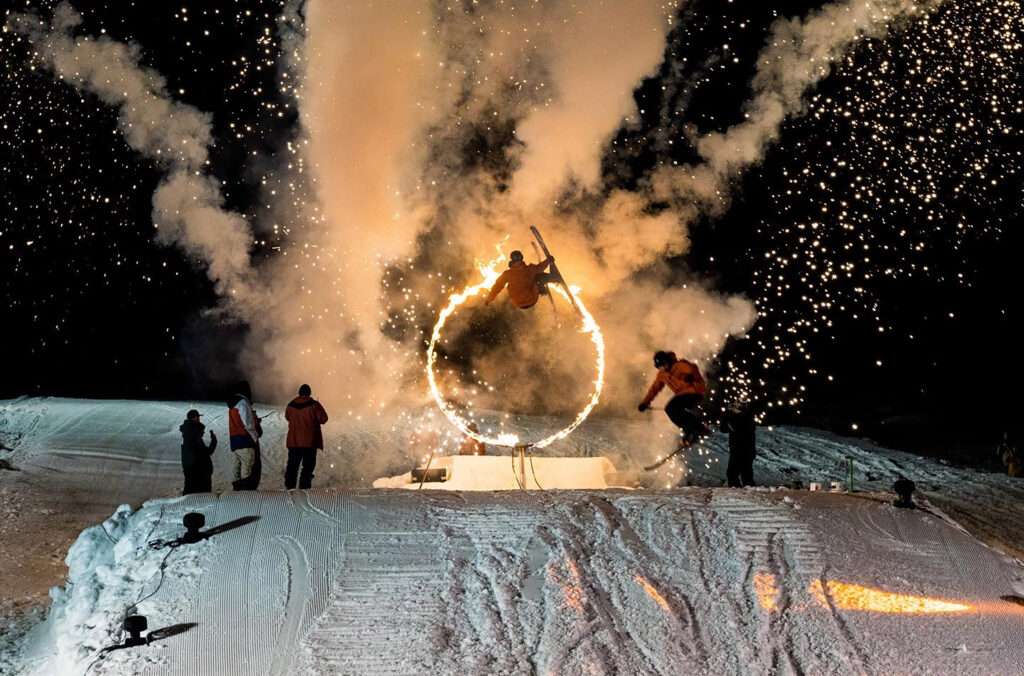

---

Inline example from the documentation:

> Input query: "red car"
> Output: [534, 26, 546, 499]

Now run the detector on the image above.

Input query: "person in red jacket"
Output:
[485, 250, 555, 309]
[284, 384, 329, 489]
[638, 351, 708, 444]
[458, 423, 487, 456]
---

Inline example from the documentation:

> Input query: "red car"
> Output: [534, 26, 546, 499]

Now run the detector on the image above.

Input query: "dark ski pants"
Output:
[182, 463, 212, 495]
[727, 450, 756, 488]
[665, 394, 705, 442]
[285, 447, 317, 490]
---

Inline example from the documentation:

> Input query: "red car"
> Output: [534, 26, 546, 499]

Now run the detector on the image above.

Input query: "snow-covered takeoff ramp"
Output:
[12, 489, 1024, 675]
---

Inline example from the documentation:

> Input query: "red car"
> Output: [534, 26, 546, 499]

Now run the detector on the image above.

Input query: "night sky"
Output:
[2, 0, 1022, 452]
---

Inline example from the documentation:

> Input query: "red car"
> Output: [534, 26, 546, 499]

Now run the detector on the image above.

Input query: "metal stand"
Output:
[516, 444, 528, 490]
[418, 451, 435, 490]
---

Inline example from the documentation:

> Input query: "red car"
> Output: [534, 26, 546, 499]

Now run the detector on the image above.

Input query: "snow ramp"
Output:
[10, 489, 1024, 676]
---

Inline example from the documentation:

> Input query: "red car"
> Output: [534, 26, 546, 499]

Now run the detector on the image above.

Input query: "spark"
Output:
[426, 241, 605, 449]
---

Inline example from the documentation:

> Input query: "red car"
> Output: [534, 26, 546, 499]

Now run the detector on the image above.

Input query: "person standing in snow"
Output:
[458, 423, 487, 456]
[484, 250, 555, 310]
[999, 432, 1022, 478]
[180, 409, 216, 495]
[227, 380, 262, 491]
[284, 384, 329, 490]
[720, 401, 757, 487]
[638, 351, 708, 444]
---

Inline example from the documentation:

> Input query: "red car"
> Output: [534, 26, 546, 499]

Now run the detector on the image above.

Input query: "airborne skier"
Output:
[484, 249, 555, 310]
[638, 351, 708, 444]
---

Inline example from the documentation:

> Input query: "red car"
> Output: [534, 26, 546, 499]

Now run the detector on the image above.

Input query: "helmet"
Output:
[509, 250, 524, 262]
[653, 351, 673, 368]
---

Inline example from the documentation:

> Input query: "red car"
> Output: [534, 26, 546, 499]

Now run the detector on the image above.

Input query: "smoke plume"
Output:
[9, 0, 946, 452]
[7, 4, 260, 305]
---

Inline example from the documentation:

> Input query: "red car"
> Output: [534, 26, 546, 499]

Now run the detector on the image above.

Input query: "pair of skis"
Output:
[643, 440, 691, 471]
[530, 226, 581, 317]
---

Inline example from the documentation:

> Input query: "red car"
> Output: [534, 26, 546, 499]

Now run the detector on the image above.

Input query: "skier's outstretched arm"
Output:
[485, 272, 509, 304]
[638, 376, 665, 411]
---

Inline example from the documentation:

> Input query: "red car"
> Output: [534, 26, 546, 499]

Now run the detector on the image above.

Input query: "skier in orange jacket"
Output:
[485, 250, 555, 309]
[638, 351, 708, 443]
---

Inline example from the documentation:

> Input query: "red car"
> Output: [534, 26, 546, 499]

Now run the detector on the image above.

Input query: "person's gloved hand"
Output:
[637, 403, 649, 412]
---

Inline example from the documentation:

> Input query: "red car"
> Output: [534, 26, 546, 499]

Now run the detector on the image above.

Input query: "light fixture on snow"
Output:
[122, 614, 148, 647]
[182, 512, 206, 543]
[893, 476, 916, 508]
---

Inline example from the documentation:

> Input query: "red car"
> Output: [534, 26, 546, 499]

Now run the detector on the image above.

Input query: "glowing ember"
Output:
[426, 243, 605, 449]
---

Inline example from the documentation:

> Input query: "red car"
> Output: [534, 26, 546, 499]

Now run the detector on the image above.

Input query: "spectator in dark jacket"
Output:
[180, 409, 216, 495]
[284, 384, 329, 489]
[720, 402, 756, 488]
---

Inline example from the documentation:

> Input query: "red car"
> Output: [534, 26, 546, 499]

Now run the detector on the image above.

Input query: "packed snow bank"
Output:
[8, 489, 1024, 675]
[4, 395, 1024, 628]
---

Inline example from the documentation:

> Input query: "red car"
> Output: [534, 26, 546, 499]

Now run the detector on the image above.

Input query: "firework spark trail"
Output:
[5, 3, 260, 304]
[426, 247, 605, 449]
[5, 0, 983, 427]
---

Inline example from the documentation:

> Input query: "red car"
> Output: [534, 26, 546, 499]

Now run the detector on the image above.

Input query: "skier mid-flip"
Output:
[485, 249, 555, 310]
[639, 350, 708, 447]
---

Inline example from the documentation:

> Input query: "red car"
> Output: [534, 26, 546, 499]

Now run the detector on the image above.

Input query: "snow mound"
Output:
[10, 489, 1024, 675]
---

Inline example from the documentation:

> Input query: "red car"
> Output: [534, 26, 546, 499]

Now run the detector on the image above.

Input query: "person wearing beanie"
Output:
[180, 409, 216, 494]
[284, 384, 329, 489]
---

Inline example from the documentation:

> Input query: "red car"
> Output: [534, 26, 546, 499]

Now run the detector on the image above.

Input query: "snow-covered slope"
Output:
[2, 397, 1024, 675]
[7, 489, 1024, 675]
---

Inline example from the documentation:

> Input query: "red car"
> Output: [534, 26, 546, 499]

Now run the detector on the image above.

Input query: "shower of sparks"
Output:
[716, 0, 1024, 413]
[426, 244, 605, 449]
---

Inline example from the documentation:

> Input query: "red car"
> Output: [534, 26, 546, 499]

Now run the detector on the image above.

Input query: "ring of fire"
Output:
[426, 252, 605, 449]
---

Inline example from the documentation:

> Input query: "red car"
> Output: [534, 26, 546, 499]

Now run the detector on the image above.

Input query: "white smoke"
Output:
[8, 0, 945, 427]
[6, 4, 260, 304]
[652, 0, 940, 209]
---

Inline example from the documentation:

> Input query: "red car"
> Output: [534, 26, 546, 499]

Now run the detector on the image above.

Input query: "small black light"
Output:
[182, 512, 206, 543]
[893, 477, 916, 508]
[122, 614, 148, 647]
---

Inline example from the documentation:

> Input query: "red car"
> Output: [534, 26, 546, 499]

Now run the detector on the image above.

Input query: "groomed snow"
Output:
[2, 397, 1024, 675]
[8, 489, 1024, 675]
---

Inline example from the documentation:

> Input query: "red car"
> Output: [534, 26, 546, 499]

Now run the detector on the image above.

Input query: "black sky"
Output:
[2, 0, 1022, 448]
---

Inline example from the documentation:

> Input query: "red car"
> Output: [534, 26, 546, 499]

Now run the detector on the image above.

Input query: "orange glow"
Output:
[754, 572, 779, 611]
[426, 242, 605, 449]
[753, 575, 971, 615]
[634, 575, 671, 612]
[549, 558, 587, 612]
[819, 580, 971, 614]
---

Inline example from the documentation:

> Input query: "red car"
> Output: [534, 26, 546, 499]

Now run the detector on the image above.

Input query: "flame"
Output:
[426, 242, 605, 449]
[635, 575, 671, 612]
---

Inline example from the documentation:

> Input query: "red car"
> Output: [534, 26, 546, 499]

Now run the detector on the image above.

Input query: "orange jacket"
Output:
[486, 260, 547, 309]
[285, 396, 329, 449]
[458, 436, 486, 456]
[641, 354, 706, 406]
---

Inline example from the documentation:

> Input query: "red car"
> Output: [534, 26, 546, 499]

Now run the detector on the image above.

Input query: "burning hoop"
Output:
[426, 250, 605, 449]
